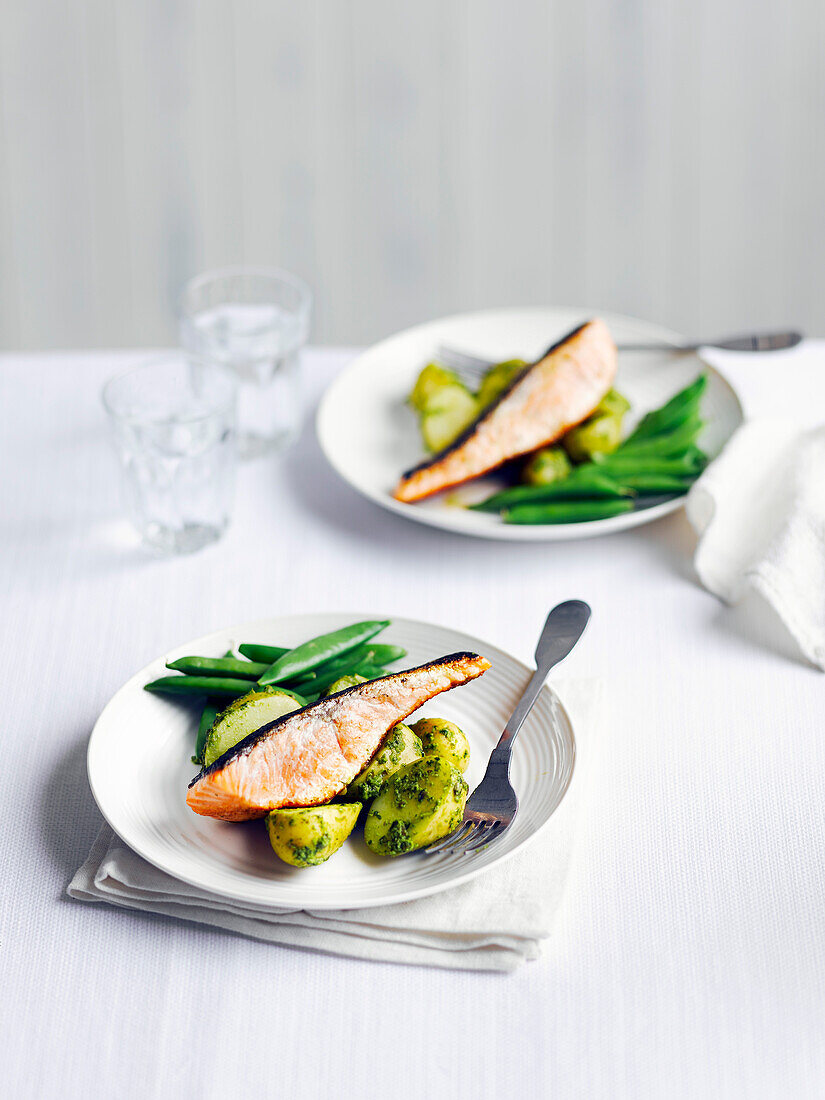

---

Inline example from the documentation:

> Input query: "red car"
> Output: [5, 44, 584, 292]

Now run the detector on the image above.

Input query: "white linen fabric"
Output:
[4, 344, 825, 1099]
[68, 681, 594, 974]
[687, 421, 825, 670]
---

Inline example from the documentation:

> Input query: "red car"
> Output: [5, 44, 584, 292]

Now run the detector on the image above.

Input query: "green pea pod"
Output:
[354, 663, 388, 680]
[617, 415, 704, 458]
[291, 658, 389, 697]
[193, 702, 220, 765]
[503, 499, 634, 524]
[349, 643, 406, 666]
[472, 468, 630, 513]
[595, 451, 707, 477]
[625, 374, 707, 443]
[166, 656, 268, 680]
[290, 643, 406, 688]
[615, 474, 695, 494]
[238, 643, 289, 663]
[144, 675, 259, 699]
[258, 620, 390, 685]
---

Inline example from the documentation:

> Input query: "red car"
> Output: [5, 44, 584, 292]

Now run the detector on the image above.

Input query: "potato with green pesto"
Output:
[265, 803, 362, 867]
[408, 363, 462, 411]
[408, 363, 479, 452]
[420, 385, 478, 452]
[364, 756, 469, 857]
[410, 717, 471, 773]
[323, 673, 367, 697]
[201, 688, 300, 767]
[345, 722, 423, 801]
[596, 388, 631, 418]
[522, 446, 572, 487]
[562, 411, 623, 462]
[477, 359, 526, 409]
[562, 388, 631, 463]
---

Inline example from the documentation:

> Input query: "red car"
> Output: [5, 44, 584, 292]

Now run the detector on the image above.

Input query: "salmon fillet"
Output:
[395, 318, 617, 502]
[186, 652, 491, 821]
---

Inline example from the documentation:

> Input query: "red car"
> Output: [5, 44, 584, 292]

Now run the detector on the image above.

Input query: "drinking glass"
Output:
[179, 267, 312, 458]
[102, 355, 238, 555]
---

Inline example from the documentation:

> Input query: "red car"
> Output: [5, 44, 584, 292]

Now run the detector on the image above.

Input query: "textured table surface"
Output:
[2, 343, 824, 1099]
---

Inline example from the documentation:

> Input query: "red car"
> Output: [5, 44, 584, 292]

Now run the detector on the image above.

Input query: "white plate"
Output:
[88, 613, 576, 910]
[317, 306, 744, 540]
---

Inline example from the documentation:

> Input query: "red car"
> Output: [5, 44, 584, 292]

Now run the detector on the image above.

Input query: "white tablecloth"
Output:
[2, 343, 824, 1099]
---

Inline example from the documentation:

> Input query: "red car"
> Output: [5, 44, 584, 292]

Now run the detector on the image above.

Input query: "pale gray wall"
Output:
[1, 0, 823, 350]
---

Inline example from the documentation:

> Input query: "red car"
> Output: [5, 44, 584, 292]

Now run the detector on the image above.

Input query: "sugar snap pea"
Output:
[614, 474, 695, 494]
[167, 656, 268, 680]
[144, 675, 257, 699]
[594, 451, 707, 477]
[193, 702, 220, 765]
[473, 468, 630, 513]
[342, 643, 406, 667]
[238, 643, 289, 663]
[291, 643, 406, 686]
[292, 660, 389, 696]
[503, 499, 634, 524]
[624, 375, 707, 443]
[616, 415, 704, 458]
[258, 620, 390, 685]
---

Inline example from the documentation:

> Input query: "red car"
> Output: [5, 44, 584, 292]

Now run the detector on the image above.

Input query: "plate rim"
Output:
[316, 305, 744, 541]
[87, 612, 577, 910]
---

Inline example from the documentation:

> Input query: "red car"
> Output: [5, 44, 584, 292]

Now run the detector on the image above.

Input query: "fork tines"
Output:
[425, 819, 504, 856]
[435, 344, 494, 380]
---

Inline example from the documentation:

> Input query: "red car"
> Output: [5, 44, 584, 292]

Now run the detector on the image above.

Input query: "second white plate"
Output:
[317, 306, 744, 540]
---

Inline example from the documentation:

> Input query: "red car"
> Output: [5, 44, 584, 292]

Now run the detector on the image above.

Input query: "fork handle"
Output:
[495, 667, 550, 750]
[495, 600, 591, 752]
[618, 330, 803, 353]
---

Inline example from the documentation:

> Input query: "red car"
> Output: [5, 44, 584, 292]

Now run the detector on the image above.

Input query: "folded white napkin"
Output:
[69, 680, 599, 972]
[687, 420, 825, 670]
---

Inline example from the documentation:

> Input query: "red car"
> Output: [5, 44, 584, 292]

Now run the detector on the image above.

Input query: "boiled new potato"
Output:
[522, 445, 572, 487]
[562, 411, 623, 462]
[476, 359, 526, 409]
[202, 688, 299, 767]
[323, 673, 367, 697]
[562, 387, 631, 462]
[596, 388, 631, 418]
[421, 385, 478, 452]
[345, 722, 423, 801]
[408, 363, 462, 412]
[408, 363, 479, 452]
[265, 803, 362, 867]
[364, 756, 468, 857]
[410, 717, 471, 773]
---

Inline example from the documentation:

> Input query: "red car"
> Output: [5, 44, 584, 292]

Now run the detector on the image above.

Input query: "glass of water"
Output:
[179, 267, 312, 459]
[102, 355, 238, 555]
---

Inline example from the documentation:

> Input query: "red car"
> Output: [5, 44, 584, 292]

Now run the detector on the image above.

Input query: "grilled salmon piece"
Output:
[395, 318, 617, 503]
[186, 652, 491, 821]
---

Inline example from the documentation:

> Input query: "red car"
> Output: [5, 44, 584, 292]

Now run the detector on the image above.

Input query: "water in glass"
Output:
[180, 269, 312, 459]
[103, 357, 237, 555]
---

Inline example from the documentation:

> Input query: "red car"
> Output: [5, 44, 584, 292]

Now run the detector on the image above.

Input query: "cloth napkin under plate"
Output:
[69, 679, 600, 972]
[687, 420, 825, 670]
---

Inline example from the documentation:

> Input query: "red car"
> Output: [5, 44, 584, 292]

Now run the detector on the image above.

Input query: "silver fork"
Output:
[424, 600, 591, 857]
[436, 329, 803, 386]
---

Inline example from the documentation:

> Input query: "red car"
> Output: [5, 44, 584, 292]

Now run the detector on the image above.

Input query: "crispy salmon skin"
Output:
[395, 318, 617, 502]
[186, 652, 491, 821]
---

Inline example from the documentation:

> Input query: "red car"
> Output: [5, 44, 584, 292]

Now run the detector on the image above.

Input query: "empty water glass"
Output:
[102, 356, 238, 555]
[179, 267, 312, 458]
